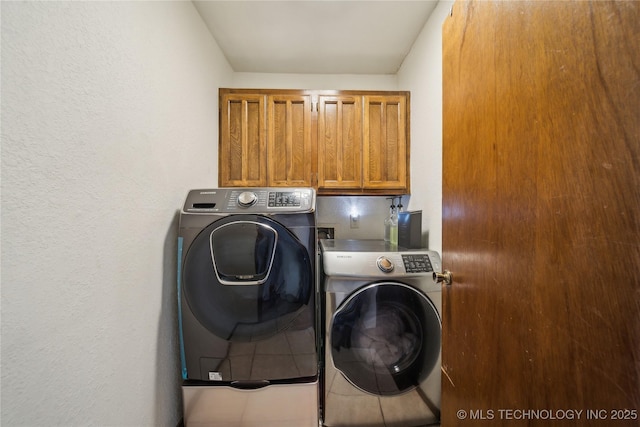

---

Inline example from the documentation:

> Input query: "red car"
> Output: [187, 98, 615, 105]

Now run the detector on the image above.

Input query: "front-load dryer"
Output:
[320, 239, 442, 427]
[178, 188, 318, 427]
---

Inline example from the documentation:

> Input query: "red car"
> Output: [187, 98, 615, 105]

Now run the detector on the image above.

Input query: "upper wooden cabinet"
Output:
[267, 94, 313, 187]
[317, 94, 362, 190]
[219, 92, 266, 186]
[363, 95, 407, 190]
[219, 88, 410, 194]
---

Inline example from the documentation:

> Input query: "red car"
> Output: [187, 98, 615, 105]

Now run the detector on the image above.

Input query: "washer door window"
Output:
[183, 214, 312, 342]
[331, 282, 441, 396]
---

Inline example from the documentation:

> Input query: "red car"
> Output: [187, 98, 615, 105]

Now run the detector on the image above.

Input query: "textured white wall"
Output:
[232, 72, 398, 91]
[1, 2, 232, 426]
[397, 1, 455, 254]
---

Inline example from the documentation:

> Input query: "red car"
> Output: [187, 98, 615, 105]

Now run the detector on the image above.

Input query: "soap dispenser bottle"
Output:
[389, 197, 399, 247]
[384, 198, 395, 243]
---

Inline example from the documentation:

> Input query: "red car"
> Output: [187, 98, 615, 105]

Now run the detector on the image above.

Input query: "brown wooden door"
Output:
[267, 94, 313, 186]
[442, 1, 640, 426]
[219, 93, 266, 186]
[317, 95, 362, 190]
[363, 95, 409, 191]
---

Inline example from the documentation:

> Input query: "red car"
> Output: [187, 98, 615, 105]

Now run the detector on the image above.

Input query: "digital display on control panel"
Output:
[402, 254, 433, 273]
[268, 191, 301, 207]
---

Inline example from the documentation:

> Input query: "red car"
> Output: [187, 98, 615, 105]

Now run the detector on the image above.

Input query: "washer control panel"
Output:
[267, 191, 301, 207]
[183, 188, 315, 214]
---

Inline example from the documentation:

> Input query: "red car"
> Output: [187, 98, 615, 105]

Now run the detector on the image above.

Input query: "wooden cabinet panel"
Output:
[219, 89, 409, 194]
[267, 94, 313, 186]
[219, 93, 266, 186]
[363, 95, 408, 190]
[317, 95, 362, 189]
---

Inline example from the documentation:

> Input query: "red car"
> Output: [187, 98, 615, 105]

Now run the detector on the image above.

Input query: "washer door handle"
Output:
[433, 270, 453, 286]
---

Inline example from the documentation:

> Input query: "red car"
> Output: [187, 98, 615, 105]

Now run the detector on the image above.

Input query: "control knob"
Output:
[376, 256, 394, 273]
[237, 191, 258, 207]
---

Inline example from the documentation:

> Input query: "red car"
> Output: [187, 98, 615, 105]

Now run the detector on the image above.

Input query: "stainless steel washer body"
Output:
[320, 239, 442, 427]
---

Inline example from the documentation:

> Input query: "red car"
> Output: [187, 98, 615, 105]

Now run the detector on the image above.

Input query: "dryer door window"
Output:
[330, 282, 441, 396]
[210, 220, 277, 285]
[183, 214, 312, 342]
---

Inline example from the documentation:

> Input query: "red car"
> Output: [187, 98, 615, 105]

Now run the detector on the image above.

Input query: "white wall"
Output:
[232, 72, 398, 91]
[1, 2, 232, 426]
[398, 1, 454, 254]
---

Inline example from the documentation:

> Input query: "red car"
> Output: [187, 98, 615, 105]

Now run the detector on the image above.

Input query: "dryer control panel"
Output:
[401, 254, 434, 273]
[320, 239, 442, 279]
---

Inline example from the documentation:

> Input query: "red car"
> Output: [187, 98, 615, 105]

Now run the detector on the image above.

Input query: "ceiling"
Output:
[193, 1, 439, 75]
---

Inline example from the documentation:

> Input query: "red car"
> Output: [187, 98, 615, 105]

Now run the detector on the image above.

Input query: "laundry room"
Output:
[3, 1, 638, 427]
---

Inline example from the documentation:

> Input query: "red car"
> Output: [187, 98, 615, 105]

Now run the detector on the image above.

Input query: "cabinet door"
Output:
[363, 95, 408, 191]
[317, 95, 362, 189]
[267, 94, 313, 187]
[219, 93, 266, 187]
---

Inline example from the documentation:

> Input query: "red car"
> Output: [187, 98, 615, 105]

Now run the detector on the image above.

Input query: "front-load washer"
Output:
[178, 188, 319, 427]
[320, 239, 442, 427]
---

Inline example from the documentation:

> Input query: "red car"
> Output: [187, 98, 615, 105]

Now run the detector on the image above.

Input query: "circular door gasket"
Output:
[330, 282, 441, 395]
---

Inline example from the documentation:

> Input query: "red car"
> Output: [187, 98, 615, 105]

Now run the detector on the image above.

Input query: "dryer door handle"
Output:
[433, 270, 453, 286]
